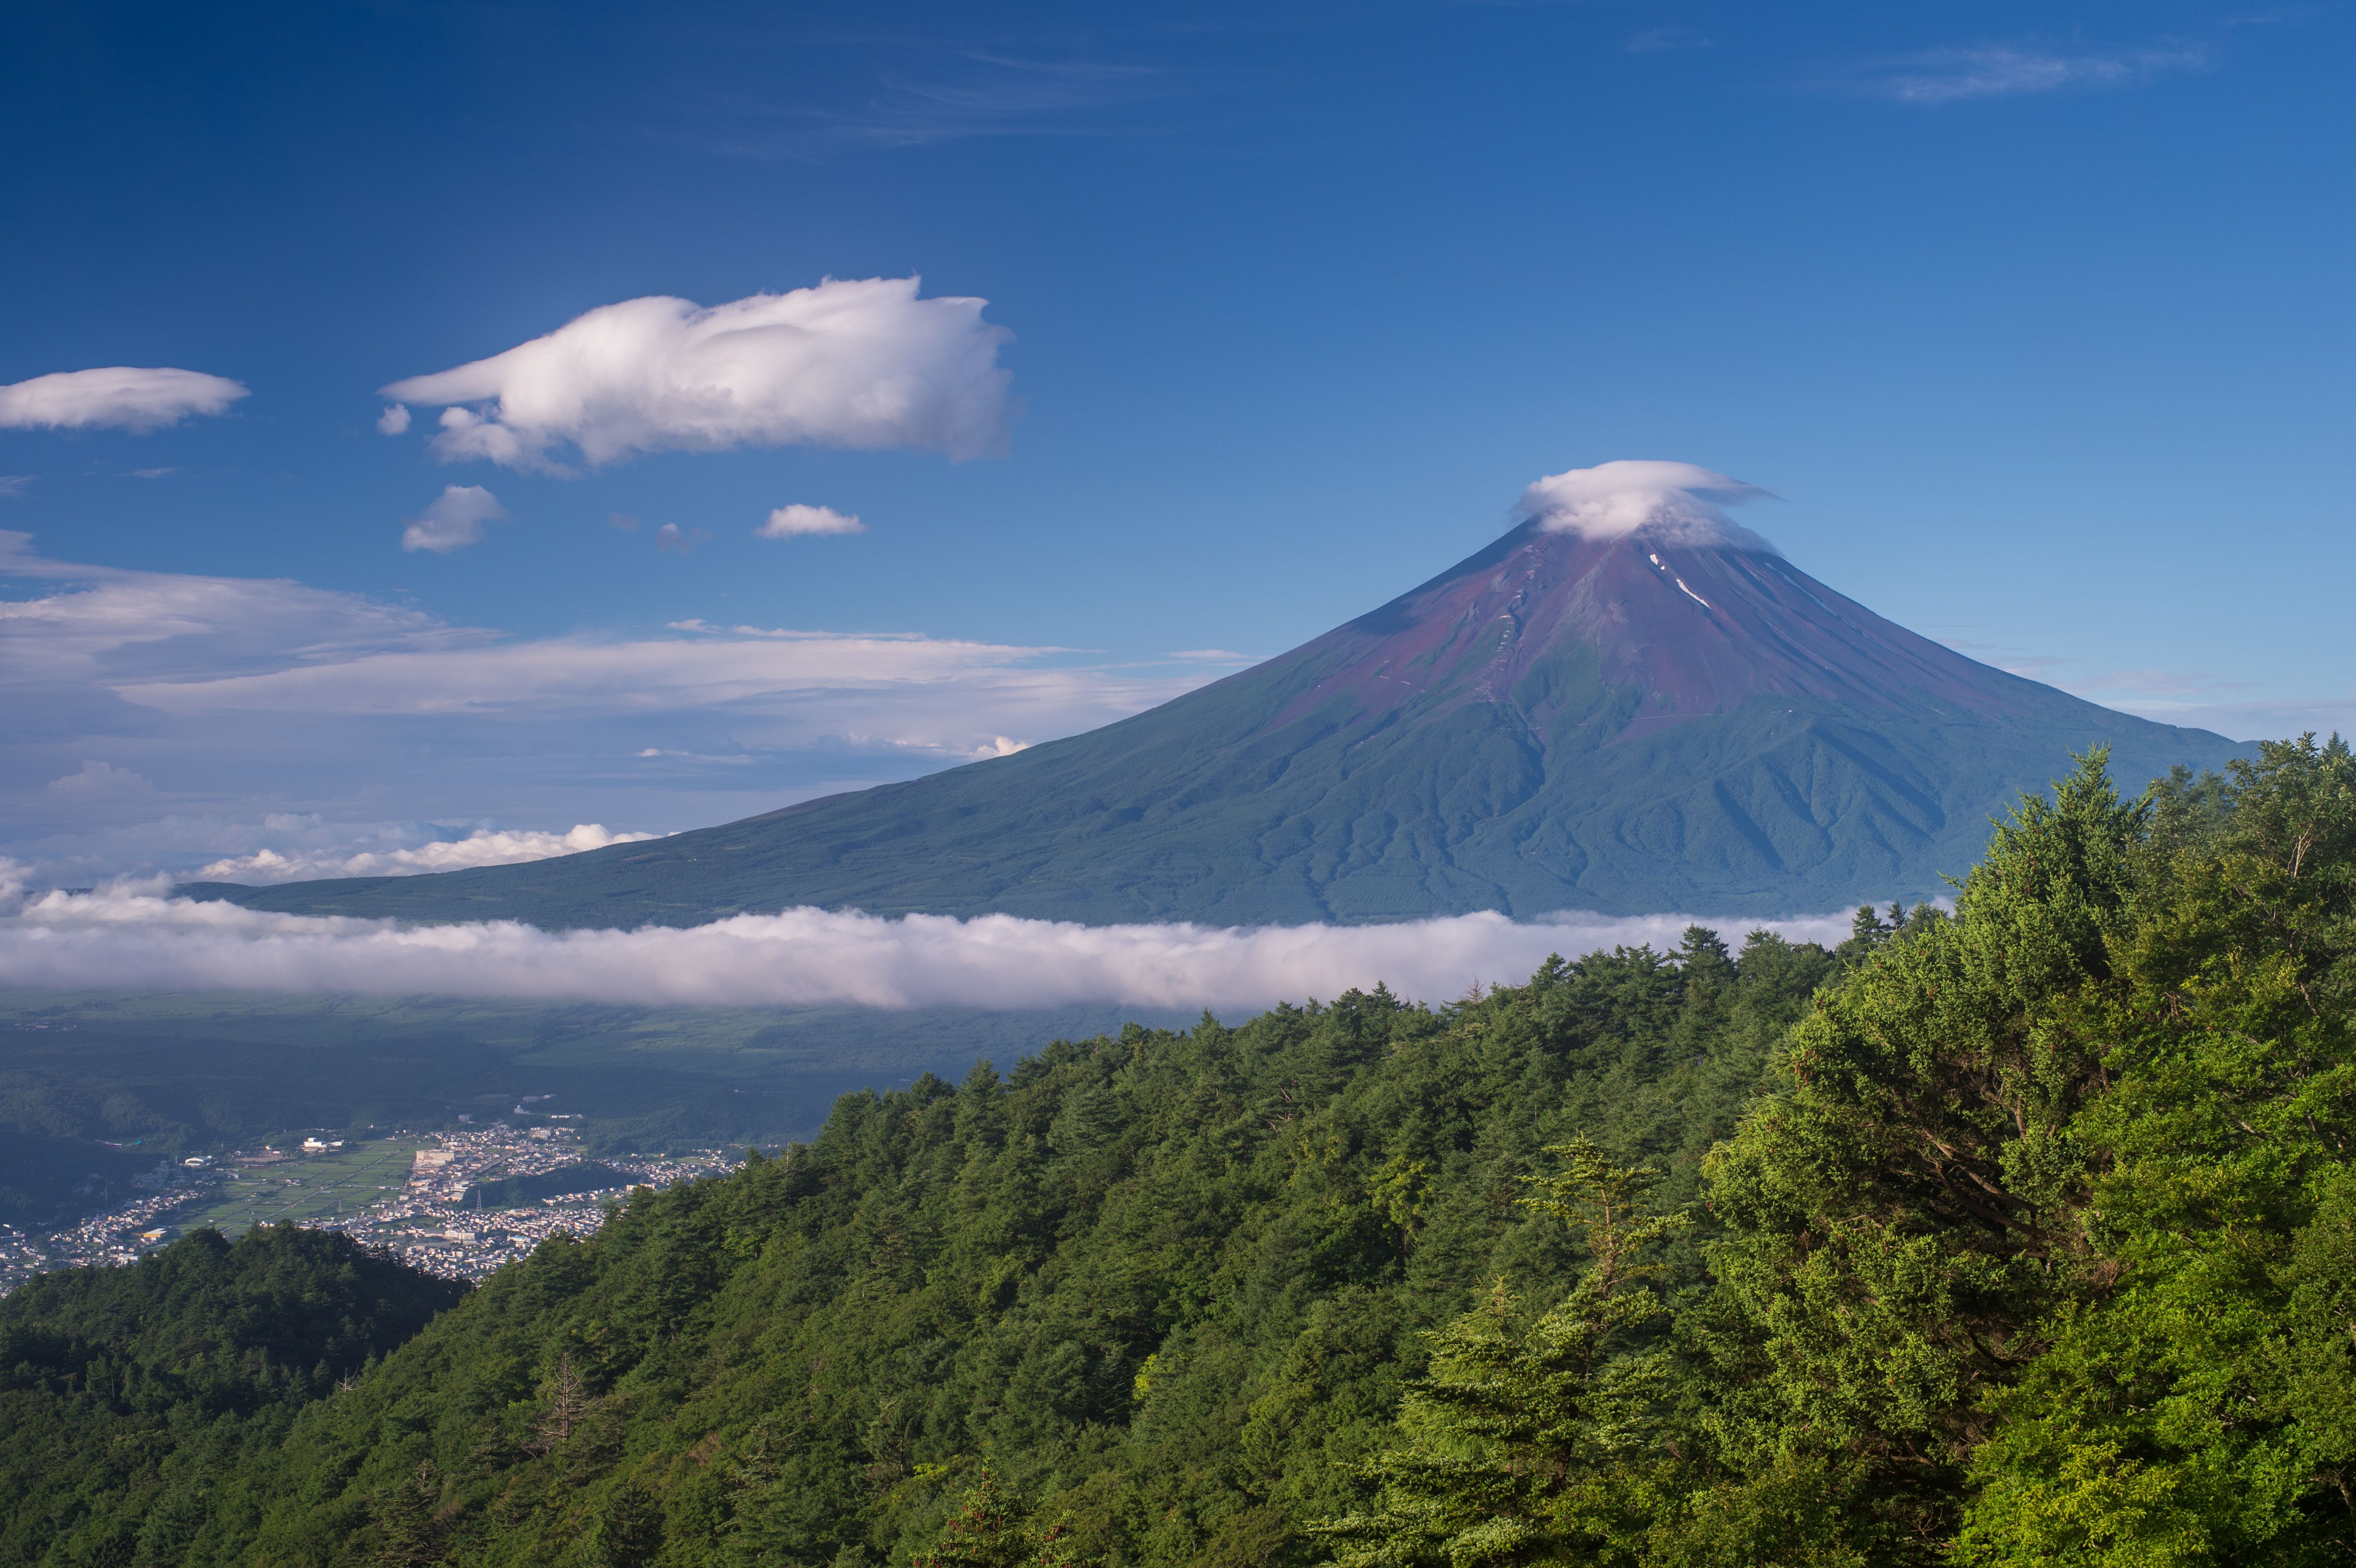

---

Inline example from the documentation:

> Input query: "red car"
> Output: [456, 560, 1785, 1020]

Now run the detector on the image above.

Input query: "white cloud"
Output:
[104, 627, 1135, 717]
[195, 823, 659, 883]
[976, 736, 1028, 757]
[1, 525, 1172, 734]
[0, 813, 662, 895]
[654, 523, 713, 554]
[0, 529, 469, 686]
[0, 477, 31, 499]
[1855, 43, 2206, 104]
[1169, 649, 1253, 663]
[401, 484, 506, 554]
[1517, 459, 1778, 548]
[0, 885, 1854, 1012]
[380, 277, 1015, 474]
[376, 404, 412, 435]
[0, 367, 248, 432]
[47, 760, 155, 797]
[757, 504, 865, 538]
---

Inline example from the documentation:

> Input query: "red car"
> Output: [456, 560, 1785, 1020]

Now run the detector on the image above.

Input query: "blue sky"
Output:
[4, 0, 2351, 886]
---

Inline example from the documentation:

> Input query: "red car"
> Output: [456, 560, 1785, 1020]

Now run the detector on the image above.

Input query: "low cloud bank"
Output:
[382, 277, 1013, 473]
[194, 824, 659, 884]
[0, 367, 249, 432]
[0, 880, 1852, 1012]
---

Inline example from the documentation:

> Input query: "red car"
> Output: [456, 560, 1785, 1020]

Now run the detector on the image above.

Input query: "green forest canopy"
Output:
[2, 738, 2352, 1567]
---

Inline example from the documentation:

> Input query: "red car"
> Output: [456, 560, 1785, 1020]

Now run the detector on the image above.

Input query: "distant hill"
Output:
[187, 516, 2241, 927]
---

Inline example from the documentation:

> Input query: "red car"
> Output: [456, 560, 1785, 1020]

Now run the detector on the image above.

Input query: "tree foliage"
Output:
[0, 1223, 464, 1566]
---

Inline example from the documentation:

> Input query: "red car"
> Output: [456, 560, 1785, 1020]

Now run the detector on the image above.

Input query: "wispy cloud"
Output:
[660, 46, 1183, 158]
[1926, 626, 2322, 742]
[0, 477, 30, 500]
[0, 880, 1856, 1013]
[102, 628, 1135, 717]
[839, 52, 1168, 147]
[0, 531, 1209, 881]
[2108, 696, 2356, 745]
[2058, 668, 2263, 698]
[0, 528, 471, 681]
[1627, 25, 1710, 55]
[1972, 647, 2262, 702]
[1843, 41, 2207, 104]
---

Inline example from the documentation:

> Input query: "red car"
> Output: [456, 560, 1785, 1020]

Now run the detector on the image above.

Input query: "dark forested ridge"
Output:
[8, 739, 2356, 1566]
[0, 1226, 466, 1566]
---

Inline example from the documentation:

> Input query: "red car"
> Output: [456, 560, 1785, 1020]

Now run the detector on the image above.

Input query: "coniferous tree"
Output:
[1317, 1138, 1690, 1566]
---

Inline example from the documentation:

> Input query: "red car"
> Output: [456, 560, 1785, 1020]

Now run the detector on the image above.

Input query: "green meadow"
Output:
[164, 1137, 429, 1239]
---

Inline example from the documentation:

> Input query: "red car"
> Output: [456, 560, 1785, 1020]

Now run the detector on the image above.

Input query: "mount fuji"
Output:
[193, 464, 2241, 928]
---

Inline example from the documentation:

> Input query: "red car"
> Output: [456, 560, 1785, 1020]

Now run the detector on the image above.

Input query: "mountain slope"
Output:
[191, 519, 2241, 927]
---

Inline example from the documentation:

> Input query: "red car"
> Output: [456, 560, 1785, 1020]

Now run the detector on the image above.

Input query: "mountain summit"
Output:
[196, 470, 2241, 926]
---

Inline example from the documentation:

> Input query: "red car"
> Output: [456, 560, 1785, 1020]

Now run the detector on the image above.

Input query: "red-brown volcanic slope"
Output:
[1269, 519, 2010, 739]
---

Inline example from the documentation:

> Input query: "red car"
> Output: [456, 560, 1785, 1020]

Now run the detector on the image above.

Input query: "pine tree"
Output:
[590, 1479, 666, 1568]
[1315, 1137, 1690, 1566]
[909, 1469, 1086, 1568]
[371, 1461, 446, 1568]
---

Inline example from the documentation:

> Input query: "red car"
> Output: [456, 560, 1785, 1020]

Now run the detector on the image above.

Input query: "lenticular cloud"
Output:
[0, 879, 1850, 1012]
[381, 277, 1014, 473]
[1518, 460, 1777, 549]
[0, 367, 249, 433]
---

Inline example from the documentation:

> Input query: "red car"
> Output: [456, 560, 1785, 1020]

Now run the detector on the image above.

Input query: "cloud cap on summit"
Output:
[1519, 459, 1778, 549]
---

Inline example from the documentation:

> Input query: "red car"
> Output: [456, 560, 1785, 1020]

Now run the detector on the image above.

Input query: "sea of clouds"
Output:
[0, 871, 1853, 1013]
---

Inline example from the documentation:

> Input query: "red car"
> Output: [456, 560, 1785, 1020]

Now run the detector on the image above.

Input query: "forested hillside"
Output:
[6, 739, 2354, 1567]
[0, 1226, 466, 1565]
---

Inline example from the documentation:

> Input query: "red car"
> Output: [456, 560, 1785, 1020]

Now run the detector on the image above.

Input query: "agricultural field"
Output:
[168, 1137, 430, 1237]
